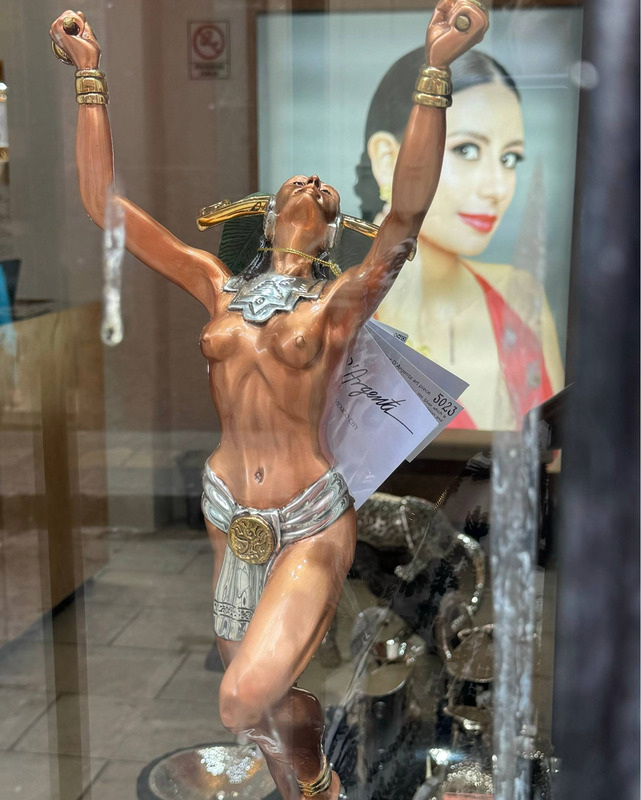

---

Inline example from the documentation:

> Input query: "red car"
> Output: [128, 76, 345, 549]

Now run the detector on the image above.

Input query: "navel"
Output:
[254, 467, 264, 484]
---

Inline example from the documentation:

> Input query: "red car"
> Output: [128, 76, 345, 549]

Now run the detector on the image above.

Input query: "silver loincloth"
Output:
[201, 462, 353, 641]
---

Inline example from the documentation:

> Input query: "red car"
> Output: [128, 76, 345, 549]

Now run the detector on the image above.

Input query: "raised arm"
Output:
[326, 0, 489, 330]
[50, 11, 229, 314]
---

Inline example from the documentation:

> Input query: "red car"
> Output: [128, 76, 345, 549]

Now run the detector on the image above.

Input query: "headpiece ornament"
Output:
[196, 194, 404, 276]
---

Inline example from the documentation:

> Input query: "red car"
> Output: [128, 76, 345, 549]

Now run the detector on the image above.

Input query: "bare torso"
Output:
[201, 284, 357, 507]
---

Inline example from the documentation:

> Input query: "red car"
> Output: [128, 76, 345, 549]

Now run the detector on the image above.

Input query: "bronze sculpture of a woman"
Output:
[50, 3, 488, 797]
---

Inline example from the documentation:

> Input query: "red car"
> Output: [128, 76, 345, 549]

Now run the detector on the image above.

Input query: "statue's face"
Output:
[275, 175, 341, 230]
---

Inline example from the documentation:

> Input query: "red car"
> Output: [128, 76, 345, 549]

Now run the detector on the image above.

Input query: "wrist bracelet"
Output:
[412, 64, 452, 109]
[77, 92, 109, 105]
[76, 75, 108, 95]
[415, 64, 451, 97]
[412, 91, 452, 109]
[75, 68, 109, 105]
[76, 68, 104, 77]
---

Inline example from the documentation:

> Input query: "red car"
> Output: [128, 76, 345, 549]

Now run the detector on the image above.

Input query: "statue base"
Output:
[136, 743, 276, 800]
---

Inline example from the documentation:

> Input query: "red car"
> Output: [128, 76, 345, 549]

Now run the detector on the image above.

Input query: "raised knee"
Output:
[219, 671, 266, 733]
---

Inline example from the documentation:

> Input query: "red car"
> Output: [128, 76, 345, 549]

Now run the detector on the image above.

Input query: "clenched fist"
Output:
[50, 10, 101, 70]
[425, 0, 489, 69]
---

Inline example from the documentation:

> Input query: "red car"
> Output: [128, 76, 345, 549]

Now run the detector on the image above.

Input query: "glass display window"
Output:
[0, 2, 637, 800]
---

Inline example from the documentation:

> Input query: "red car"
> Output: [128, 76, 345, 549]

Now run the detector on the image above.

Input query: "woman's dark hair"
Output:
[354, 49, 520, 221]
[242, 235, 338, 282]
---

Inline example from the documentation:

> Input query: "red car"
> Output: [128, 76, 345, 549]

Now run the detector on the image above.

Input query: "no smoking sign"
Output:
[188, 21, 230, 79]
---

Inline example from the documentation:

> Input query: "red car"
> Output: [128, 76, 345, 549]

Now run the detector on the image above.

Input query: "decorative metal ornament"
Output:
[228, 514, 276, 565]
[379, 184, 392, 204]
[297, 755, 333, 796]
[263, 194, 277, 240]
[51, 40, 74, 65]
[223, 272, 325, 324]
[76, 92, 108, 105]
[455, 14, 472, 31]
[258, 246, 341, 277]
[75, 74, 108, 94]
[325, 212, 343, 251]
[197, 194, 379, 241]
[412, 91, 452, 108]
[416, 64, 451, 96]
[62, 16, 80, 34]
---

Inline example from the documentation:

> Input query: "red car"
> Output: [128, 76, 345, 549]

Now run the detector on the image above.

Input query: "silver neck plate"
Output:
[223, 271, 325, 324]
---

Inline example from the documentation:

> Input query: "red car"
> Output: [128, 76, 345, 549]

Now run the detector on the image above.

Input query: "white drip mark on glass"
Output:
[490, 168, 549, 798]
[491, 422, 539, 800]
[101, 184, 125, 346]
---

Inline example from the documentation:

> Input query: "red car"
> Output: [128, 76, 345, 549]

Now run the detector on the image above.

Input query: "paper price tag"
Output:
[365, 320, 467, 460]
[330, 327, 438, 508]
[370, 319, 409, 343]
[367, 319, 467, 399]
[330, 322, 468, 506]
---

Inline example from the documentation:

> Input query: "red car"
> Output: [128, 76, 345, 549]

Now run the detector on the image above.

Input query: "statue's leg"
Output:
[214, 637, 300, 798]
[215, 509, 356, 800]
[207, 523, 302, 795]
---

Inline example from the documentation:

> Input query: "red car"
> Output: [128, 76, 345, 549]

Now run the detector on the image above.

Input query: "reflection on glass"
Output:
[357, 49, 564, 430]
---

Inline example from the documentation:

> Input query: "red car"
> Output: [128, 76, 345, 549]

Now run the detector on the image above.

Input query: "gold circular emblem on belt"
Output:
[228, 514, 275, 565]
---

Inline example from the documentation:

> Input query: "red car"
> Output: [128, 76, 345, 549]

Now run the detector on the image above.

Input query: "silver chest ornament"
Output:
[223, 271, 325, 324]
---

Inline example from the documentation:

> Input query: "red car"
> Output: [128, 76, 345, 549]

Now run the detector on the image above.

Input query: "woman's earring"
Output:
[263, 195, 277, 241]
[379, 184, 392, 204]
[325, 212, 343, 251]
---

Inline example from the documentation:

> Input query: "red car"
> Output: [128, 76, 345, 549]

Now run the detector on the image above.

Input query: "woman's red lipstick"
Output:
[458, 213, 497, 233]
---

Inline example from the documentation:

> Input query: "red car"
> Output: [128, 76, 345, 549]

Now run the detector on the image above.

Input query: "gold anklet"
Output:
[258, 247, 341, 278]
[297, 755, 333, 797]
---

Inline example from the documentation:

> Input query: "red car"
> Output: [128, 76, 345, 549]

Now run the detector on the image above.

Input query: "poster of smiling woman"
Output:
[258, 6, 582, 431]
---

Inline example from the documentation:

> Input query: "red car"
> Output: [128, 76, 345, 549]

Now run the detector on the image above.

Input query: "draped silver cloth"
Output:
[201, 462, 353, 641]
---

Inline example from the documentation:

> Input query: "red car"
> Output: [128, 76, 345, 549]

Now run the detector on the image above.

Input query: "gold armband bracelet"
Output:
[76, 68, 106, 78]
[415, 64, 451, 97]
[75, 69, 109, 105]
[77, 92, 109, 105]
[75, 75, 108, 95]
[412, 91, 452, 109]
[413, 64, 451, 108]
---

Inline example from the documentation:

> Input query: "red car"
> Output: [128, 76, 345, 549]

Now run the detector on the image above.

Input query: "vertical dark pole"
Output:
[555, 1, 640, 799]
